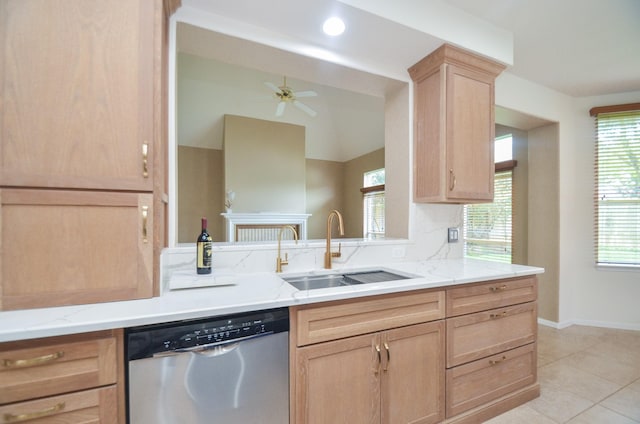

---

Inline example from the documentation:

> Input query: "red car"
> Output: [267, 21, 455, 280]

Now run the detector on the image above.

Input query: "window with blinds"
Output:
[363, 190, 385, 239]
[362, 168, 385, 239]
[591, 106, 640, 267]
[464, 170, 513, 263]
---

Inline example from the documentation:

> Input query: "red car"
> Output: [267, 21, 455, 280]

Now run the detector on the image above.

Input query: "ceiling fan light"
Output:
[323, 17, 345, 36]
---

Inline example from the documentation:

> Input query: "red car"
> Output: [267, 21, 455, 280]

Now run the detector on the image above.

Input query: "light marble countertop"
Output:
[0, 258, 543, 343]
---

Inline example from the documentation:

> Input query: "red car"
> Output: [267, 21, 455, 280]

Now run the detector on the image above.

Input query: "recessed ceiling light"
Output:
[323, 17, 345, 36]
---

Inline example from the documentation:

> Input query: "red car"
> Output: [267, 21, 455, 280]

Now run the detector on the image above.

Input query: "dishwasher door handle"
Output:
[152, 331, 273, 358]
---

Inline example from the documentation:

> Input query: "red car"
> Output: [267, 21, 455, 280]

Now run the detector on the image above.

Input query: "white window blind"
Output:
[593, 109, 640, 266]
[364, 190, 385, 239]
[464, 170, 513, 263]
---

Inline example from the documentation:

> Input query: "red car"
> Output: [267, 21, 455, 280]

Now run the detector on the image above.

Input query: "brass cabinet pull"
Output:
[375, 345, 382, 374]
[449, 169, 456, 191]
[383, 342, 390, 372]
[4, 402, 65, 422]
[489, 311, 508, 319]
[142, 142, 149, 178]
[142, 206, 149, 243]
[490, 285, 508, 292]
[489, 355, 507, 365]
[3, 351, 64, 369]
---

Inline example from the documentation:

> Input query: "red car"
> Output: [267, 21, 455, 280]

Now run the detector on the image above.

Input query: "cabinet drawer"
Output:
[0, 333, 117, 404]
[293, 289, 445, 346]
[446, 343, 536, 417]
[0, 386, 117, 424]
[0, 189, 153, 310]
[447, 302, 537, 367]
[446, 276, 537, 317]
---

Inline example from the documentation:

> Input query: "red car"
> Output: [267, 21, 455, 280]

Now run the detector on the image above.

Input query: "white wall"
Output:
[571, 92, 640, 330]
[497, 72, 640, 329]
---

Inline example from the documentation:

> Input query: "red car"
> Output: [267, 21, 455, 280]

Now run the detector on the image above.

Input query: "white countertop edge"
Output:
[0, 259, 543, 343]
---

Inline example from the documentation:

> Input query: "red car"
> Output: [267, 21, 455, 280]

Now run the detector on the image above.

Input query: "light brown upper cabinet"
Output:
[409, 44, 505, 203]
[0, 0, 179, 309]
[0, 189, 154, 310]
[0, 0, 167, 191]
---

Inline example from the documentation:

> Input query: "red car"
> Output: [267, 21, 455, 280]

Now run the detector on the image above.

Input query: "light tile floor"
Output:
[486, 324, 640, 424]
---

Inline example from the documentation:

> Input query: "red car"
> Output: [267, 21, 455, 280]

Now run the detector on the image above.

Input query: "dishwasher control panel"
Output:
[126, 307, 289, 360]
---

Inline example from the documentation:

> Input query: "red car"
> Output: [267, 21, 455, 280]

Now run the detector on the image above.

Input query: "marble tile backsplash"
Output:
[161, 203, 465, 293]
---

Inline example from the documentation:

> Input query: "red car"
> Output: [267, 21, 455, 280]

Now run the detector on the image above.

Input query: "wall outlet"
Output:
[448, 227, 459, 243]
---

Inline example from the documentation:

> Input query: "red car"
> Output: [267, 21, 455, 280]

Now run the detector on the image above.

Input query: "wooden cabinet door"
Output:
[409, 44, 504, 204]
[381, 321, 445, 424]
[0, 386, 118, 424]
[0, 333, 117, 404]
[295, 334, 380, 424]
[0, 0, 156, 191]
[446, 343, 537, 417]
[0, 189, 153, 310]
[446, 276, 538, 317]
[447, 302, 537, 368]
[445, 64, 496, 202]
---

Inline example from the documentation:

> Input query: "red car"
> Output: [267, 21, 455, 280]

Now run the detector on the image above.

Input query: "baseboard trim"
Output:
[537, 318, 573, 329]
[571, 318, 640, 332]
[538, 317, 640, 332]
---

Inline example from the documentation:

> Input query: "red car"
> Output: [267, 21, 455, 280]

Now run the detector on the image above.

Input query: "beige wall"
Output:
[178, 146, 384, 242]
[177, 146, 224, 243]
[306, 159, 345, 239]
[527, 123, 560, 322]
[343, 148, 385, 238]
[224, 115, 306, 214]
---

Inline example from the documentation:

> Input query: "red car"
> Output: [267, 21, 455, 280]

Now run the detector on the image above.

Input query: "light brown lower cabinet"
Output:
[445, 343, 537, 417]
[446, 302, 538, 368]
[0, 330, 124, 423]
[443, 276, 540, 423]
[0, 386, 118, 424]
[291, 276, 540, 424]
[295, 321, 445, 424]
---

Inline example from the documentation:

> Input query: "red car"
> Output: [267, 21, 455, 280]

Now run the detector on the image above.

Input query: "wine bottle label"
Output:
[197, 241, 213, 268]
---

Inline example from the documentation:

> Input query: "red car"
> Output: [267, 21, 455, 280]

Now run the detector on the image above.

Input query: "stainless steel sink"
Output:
[284, 270, 410, 290]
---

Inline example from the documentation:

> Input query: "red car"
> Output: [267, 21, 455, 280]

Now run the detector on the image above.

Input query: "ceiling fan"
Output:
[264, 76, 318, 117]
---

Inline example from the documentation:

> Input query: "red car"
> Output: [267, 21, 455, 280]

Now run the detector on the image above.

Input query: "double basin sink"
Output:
[283, 269, 411, 291]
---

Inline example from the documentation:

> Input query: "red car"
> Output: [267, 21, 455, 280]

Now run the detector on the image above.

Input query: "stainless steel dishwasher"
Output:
[126, 308, 289, 424]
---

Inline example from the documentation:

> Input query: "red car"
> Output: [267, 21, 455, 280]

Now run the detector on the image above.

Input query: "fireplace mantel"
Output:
[221, 213, 311, 242]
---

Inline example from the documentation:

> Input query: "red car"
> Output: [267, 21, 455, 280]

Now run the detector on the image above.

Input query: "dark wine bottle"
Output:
[196, 217, 212, 274]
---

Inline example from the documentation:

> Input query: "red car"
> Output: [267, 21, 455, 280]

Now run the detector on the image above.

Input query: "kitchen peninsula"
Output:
[0, 251, 542, 424]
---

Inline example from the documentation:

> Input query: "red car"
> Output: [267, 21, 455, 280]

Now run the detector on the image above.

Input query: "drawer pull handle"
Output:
[449, 169, 456, 191]
[3, 351, 64, 369]
[384, 342, 390, 372]
[4, 402, 65, 422]
[489, 355, 507, 365]
[490, 285, 508, 292]
[375, 345, 382, 374]
[489, 311, 508, 319]
[142, 205, 149, 243]
[142, 142, 149, 178]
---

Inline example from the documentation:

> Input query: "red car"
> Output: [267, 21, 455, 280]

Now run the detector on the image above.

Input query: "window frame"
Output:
[361, 184, 385, 239]
[589, 103, 640, 269]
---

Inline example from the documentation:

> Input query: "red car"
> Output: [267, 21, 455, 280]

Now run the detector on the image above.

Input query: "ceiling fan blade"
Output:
[293, 90, 317, 98]
[293, 100, 317, 117]
[276, 101, 286, 117]
[265, 81, 281, 93]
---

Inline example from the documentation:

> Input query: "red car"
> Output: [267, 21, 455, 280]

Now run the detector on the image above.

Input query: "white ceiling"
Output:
[175, 0, 639, 155]
[444, 0, 640, 97]
[181, 0, 640, 97]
